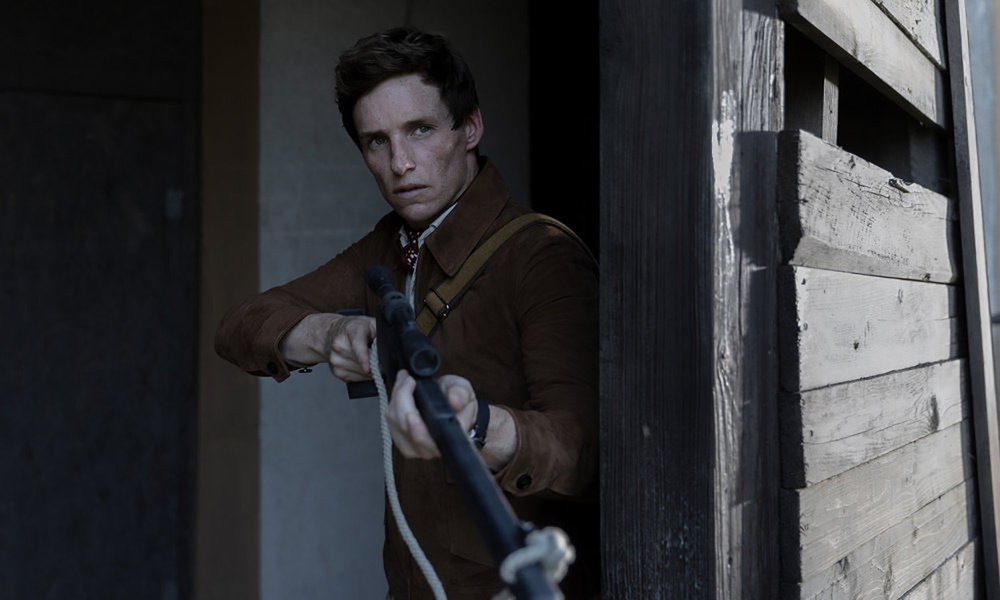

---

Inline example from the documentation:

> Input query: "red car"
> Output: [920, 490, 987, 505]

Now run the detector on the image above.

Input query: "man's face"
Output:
[353, 73, 483, 230]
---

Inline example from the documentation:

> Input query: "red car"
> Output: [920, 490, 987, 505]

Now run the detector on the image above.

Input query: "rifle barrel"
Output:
[365, 265, 560, 599]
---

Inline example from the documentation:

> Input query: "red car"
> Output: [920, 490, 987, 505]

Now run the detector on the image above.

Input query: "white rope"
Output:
[369, 339, 448, 600]
[491, 527, 576, 600]
[369, 339, 574, 600]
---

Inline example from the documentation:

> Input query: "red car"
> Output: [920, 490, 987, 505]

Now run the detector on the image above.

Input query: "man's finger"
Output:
[362, 317, 376, 372]
[328, 353, 367, 381]
[350, 333, 371, 375]
[454, 396, 478, 432]
[389, 407, 428, 458]
[388, 371, 443, 458]
[328, 351, 359, 369]
[446, 384, 474, 411]
[389, 417, 419, 457]
[331, 366, 370, 382]
[405, 412, 438, 459]
[391, 370, 417, 405]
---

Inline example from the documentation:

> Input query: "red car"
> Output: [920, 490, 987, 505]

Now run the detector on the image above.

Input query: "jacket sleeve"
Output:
[213, 234, 376, 382]
[491, 227, 599, 499]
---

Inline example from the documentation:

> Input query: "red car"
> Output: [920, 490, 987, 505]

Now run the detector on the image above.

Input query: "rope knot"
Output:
[493, 527, 576, 599]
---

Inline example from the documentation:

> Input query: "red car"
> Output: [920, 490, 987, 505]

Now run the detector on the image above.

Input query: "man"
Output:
[215, 27, 598, 599]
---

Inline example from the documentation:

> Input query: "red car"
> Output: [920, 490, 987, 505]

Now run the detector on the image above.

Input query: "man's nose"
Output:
[390, 142, 415, 176]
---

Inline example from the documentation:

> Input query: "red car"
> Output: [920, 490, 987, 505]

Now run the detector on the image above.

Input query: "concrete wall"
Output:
[257, 2, 529, 597]
[966, 0, 999, 401]
[994, 0, 1000, 396]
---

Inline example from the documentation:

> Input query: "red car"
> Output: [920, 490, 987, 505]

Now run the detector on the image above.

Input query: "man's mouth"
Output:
[393, 184, 427, 197]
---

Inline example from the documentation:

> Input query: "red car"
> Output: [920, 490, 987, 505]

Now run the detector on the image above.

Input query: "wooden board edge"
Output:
[780, 128, 959, 283]
[777, 265, 803, 392]
[871, 0, 947, 70]
[796, 358, 968, 486]
[779, 0, 947, 129]
[777, 130, 805, 267]
[779, 390, 807, 489]
[944, 0, 1000, 597]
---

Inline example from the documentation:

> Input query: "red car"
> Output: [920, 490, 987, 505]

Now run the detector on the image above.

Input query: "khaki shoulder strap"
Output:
[415, 213, 591, 335]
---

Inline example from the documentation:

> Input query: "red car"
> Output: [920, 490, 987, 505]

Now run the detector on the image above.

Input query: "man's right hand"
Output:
[278, 313, 376, 381]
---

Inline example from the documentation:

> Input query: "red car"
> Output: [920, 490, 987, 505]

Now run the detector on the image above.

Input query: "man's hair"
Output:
[334, 27, 480, 147]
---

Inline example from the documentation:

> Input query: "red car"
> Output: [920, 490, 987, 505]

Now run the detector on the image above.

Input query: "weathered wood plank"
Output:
[870, 0, 946, 69]
[898, 540, 979, 599]
[779, 266, 962, 391]
[780, 421, 972, 581]
[778, 130, 959, 283]
[780, 0, 947, 128]
[711, 0, 784, 597]
[780, 359, 968, 488]
[819, 58, 839, 144]
[945, 0, 1000, 596]
[600, 1, 717, 595]
[785, 480, 977, 599]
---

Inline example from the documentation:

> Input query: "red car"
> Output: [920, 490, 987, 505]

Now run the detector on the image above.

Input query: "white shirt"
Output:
[397, 202, 459, 308]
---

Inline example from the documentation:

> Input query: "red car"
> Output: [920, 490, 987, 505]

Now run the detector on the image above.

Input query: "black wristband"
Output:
[469, 397, 490, 450]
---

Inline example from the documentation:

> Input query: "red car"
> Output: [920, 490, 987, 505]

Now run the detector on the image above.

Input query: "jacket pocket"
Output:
[446, 482, 498, 567]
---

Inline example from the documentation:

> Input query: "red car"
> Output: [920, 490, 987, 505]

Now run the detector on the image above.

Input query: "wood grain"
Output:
[780, 0, 947, 128]
[785, 33, 839, 144]
[944, 0, 1000, 595]
[780, 422, 973, 581]
[780, 359, 968, 487]
[600, 1, 717, 595]
[712, 0, 784, 597]
[870, 0, 946, 69]
[897, 540, 978, 599]
[784, 480, 976, 599]
[779, 266, 962, 391]
[778, 130, 959, 283]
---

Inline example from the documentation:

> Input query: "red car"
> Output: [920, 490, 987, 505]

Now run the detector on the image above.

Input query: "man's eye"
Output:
[413, 125, 432, 136]
[367, 136, 387, 149]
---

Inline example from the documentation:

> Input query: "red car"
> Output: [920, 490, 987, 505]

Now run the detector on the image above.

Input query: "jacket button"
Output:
[266, 362, 278, 374]
[516, 474, 532, 490]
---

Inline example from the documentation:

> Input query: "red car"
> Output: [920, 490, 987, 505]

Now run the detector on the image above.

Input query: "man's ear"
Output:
[463, 108, 484, 151]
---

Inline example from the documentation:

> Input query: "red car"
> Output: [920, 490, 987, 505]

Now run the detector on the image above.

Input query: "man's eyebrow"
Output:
[357, 128, 385, 141]
[403, 117, 435, 128]
[359, 117, 439, 140]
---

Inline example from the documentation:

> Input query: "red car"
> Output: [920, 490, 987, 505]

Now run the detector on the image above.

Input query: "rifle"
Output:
[364, 264, 565, 600]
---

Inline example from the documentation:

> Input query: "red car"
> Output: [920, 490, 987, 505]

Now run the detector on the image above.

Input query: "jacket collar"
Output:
[422, 157, 510, 277]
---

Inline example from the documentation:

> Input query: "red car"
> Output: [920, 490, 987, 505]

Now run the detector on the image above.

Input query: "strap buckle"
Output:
[426, 288, 452, 320]
[438, 303, 452, 319]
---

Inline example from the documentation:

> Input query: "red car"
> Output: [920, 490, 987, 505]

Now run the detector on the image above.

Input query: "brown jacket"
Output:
[215, 160, 599, 599]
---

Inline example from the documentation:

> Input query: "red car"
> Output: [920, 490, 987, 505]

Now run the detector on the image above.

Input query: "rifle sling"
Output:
[415, 213, 589, 335]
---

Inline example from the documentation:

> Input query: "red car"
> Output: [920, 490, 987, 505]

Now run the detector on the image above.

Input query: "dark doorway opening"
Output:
[529, 3, 600, 256]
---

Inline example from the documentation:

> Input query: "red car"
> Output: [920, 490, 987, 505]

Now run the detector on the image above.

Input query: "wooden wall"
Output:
[777, 0, 996, 597]
[777, 133, 977, 599]
[597, 0, 1000, 596]
[600, 0, 784, 596]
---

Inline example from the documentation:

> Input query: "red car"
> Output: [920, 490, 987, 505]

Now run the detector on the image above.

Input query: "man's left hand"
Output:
[387, 371, 478, 459]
